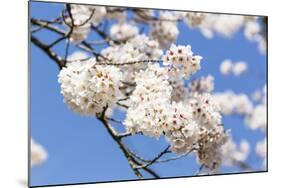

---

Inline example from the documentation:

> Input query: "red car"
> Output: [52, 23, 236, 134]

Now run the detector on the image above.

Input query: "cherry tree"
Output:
[30, 3, 267, 179]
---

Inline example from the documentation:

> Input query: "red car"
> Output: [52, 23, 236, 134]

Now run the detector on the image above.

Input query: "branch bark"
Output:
[31, 35, 64, 69]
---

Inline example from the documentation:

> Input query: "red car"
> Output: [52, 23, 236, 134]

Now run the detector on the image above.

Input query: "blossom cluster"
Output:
[188, 75, 214, 94]
[105, 7, 127, 22]
[221, 137, 250, 166]
[162, 44, 202, 78]
[58, 58, 122, 115]
[213, 91, 253, 115]
[184, 12, 206, 28]
[247, 86, 267, 131]
[101, 34, 163, 81]
[123, 62, 228, 170]
[124, 63, 172, 137]
[256, 138, 266, 167]
[68, 5, 106, 43]
[244, 20, 267, 54]
[134, 9, 155, 23]
[53, 6, 267, 171]
[220, 59, 248, 76]
[150, 11, 179, 48]
[214, 87, 267, 169]
[183, 13, 254, 39]
[110, 22, 139, 41]
[181, 12, 266, 53]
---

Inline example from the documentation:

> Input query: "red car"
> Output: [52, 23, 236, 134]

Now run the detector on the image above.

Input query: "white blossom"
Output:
[183, 13, 255, 39]
[124, 99, 171, 138]
[187, 93, 228, 170]
[69, 24, 91, 44]
[58, 58, 123, 115]
[220, 59, 233, 75]
[256, 138, 267, 168]
[184, 12, 206, 28]
[251, 89, 262, 102]
[31, 138, 48, 167]
[101, 34, 162, 81]
[221, 138, 250, 166]
[90, 6, 107, 26]
[244, 20, 266, 54]
[67, 51, 89, 61]
[199, 14, 245, 38]
[124, 63, 172, 137]
[213, 91, 236, 115]
[162, 44, 202, 79]
[220, 59, 247, 76]
[68, 5, 106, 43]
[244, 21, 261, 41]
[169, 75, 188, 102]
[165, 102, 198, 154]
[134, 9, 155, 23]
[234, 94, 253, 115]
[196, 125, 228, 170]
[189, 75, 214, 94]
[245, 104, 266, 131]
[188, 93, 222, 129]
[213, 91, 253, 115]
[232, 61, 248, 76]
[110, 22, 139, 41]
[256, 138, 266, 158]
[106, 7, 127, 22]
[150, 11, 179, 48]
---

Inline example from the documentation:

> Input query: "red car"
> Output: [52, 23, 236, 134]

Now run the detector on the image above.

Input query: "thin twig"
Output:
[64, 39, 71, 67]
[96, 59, 162, 66]
[116, 102, 129, 109]
[105, 117, 123, 124]
[156, 148, 194, 163]
[196, 165, 204, 175]
[137, 146, 171, 168]
[118, 131, 143, 139]
[48, 35, 68, 48]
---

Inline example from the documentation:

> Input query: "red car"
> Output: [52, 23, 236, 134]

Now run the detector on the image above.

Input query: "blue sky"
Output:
[30, 1, 267, 186]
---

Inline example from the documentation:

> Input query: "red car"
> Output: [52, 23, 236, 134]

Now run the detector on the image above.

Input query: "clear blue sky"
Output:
[30, 1, 267, 186]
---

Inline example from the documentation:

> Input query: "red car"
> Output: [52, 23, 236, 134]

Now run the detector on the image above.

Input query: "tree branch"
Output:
[97, 107, 162, 179]
[31, 35, 64, 69]
[97, 110, 144, 179]
[137, 146, 170, 168]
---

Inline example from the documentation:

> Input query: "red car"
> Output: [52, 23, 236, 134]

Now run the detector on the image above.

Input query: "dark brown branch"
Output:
[96, 59, 163, 66]
[31, 18, 104, 61]
[64, 5, 95, 28]
[31, 17, 62, 34]
[64, 39, 71, 66]
[155, 148, 194, 163]
[31, 35, 64, 69]
[105, 117, 123, 124]
[31, 18, 65, 35]
[97, 107, 161, 179]
[118, 131, 143, 139]
[66, 4, 75, 27]
[116, 102, 129, 109]
[137, 146, 170, 168]
[48, 36, 68, 48]
[97, 108, 143, 179]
